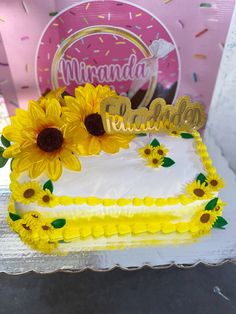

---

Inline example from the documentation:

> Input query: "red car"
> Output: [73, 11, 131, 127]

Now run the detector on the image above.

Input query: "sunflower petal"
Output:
[13, 155, 32, 172]
[2, 126, 21, 142]
[2, 144, 21, 158]
[47, 159, 62, 181]
[29, 160, 46, 179]
[28, 103, 45, 120]
[46, 99, 61, 118]
[88, 136, 101, 155]
[101, 137, 119, 154]
[60, 150, 81, 172]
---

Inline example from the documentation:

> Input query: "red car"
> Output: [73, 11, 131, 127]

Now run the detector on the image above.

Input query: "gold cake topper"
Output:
[100, 95, 206, 134]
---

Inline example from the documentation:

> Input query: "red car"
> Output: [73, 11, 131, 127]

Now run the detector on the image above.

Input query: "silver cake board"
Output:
[0, 130, 236, 274]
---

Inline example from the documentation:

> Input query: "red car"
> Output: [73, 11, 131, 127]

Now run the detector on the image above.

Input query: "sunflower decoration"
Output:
[12, 181, 41, 204]
[186, 180, 213, 200]
[147, 152, 164, 168]
[8, 211, 63, 253]
[139, 138, 174, 169]
[139, 144, 153, 159]
[37, 189, 58, 207]
[206, 173, 225, 192]
[191, 210, 217, 233]
[2, 99, 87, 181]
[63, 83, 134, 155]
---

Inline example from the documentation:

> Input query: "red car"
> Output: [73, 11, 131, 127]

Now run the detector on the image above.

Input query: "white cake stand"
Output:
[0, 130, 235, 274]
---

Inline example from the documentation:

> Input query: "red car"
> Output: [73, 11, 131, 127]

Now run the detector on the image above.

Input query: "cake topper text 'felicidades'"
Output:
[100, 96, 206, 134]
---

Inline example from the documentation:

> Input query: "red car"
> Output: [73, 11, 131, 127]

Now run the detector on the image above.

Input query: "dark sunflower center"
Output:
[22, 223, 31, 231]
[42, 225, 50, 230]
[37, 128, 64, 152]
[152, 158, 159, 164]
[158, 149, 163, 155]
[84, 113, 105, 136]
[42, 195, 50, 203]
[193, 188, 205, 197]
[200, 213, 210, 223]
[210, 180, 218, 186]
[23, 188, 35, 199]
[144, 149, 151, 155]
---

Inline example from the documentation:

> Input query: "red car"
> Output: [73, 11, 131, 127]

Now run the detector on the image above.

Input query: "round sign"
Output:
[36, 0, 180, 107]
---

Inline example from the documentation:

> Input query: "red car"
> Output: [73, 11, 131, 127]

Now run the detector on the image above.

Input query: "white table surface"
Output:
[0, 130, 236, 274]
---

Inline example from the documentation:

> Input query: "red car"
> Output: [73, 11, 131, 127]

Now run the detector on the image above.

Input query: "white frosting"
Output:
[18, 133, 204, 199]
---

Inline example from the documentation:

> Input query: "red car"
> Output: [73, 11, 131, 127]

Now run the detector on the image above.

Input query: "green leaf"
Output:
[1, 134, 10, 147]
[43, 180, 53, 193]
[181, 133, 194, 139]
[0, 156, 8, 168]
[9, 212, 21, 221]
[196, 173, 207, 185]
[213, 216, 228, 229]
[0, 146, 5, 153]
[205, 198, 218, 211]
[51, 218, 66, 229]
[162, 157, 175, 167]
[150, 139, 160, 147]
[136, 133, 147, 137]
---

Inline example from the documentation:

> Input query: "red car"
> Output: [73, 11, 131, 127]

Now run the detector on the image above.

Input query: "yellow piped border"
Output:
[10, 131, 218, 208]
[8, 197, 222, 254]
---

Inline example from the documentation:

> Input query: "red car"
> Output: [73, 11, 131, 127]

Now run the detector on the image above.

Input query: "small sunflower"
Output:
[154, 144, 169, 157]
[9, 218, 33, 242]
[206, 173, 225, 192]
[12, 181, 41, 204]
[23, 211, 42, 227]
[147, 153, 164, 168]
[187, 180, 213, 200]
[3, 99, 87, 181]
[191, 210, 217, 233]
[213, 198, 226, 216]
[37, 189, 58, 207]
[63, 83, 134, 155]
[139, 144, 153, 159]
[35, 221, 54, 241]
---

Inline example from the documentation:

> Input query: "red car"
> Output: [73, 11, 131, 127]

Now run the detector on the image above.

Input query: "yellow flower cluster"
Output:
[12, 181, 57, 207]
[186, 173, 225, 200]
[139, 141, 169, 168]
[8, 211, 59, 254]
[2, 83, 134, 181]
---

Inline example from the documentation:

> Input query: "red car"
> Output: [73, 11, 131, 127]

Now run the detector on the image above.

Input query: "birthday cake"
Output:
[1, 84, 227, 254]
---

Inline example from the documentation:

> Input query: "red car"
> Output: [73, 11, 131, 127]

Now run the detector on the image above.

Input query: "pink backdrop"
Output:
[0, 0, 235, 115]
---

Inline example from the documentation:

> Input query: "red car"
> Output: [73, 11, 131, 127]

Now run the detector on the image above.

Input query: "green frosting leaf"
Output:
[162, 157, 175, 167]
[43, 180, 53, 193]
[1, 135, 10, 147]
[9, 212, 21, 221]
[205, 198, 218, 211]
[196, 173, 207, 185]
[0, 155, 8, 168]
[51, 218, 66, 229]
[150, 139, 160, 147]
[0, 146, 5, 153]
[136, 133, 147, 137]
[213, 216, 228, 229]
[181, 133, 194, 139]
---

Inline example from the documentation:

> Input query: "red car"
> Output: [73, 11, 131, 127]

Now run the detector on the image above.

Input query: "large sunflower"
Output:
[63, 83, 134, 155]
[3, 99, 87, 181]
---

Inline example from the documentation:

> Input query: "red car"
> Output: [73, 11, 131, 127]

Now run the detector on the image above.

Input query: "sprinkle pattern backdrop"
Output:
[0, 0, 235, 113]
